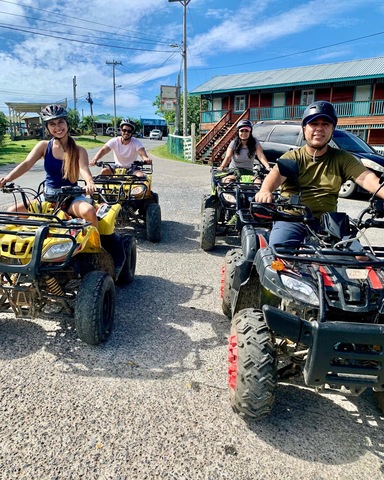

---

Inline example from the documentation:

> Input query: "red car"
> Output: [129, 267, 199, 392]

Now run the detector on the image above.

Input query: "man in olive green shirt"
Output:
[255, 101, 384, 245]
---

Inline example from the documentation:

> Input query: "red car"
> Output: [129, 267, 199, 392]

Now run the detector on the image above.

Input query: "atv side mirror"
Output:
[277, 158, 299, 179]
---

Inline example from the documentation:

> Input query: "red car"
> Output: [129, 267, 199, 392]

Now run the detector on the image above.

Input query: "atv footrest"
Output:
[263, 305, 384, 390]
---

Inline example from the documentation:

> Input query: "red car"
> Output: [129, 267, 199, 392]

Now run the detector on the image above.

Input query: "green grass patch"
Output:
[0, 135, 107, 166]
[150, 143, 191, 163]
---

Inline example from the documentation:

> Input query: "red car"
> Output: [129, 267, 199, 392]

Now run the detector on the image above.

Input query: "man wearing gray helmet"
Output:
[90, 119, 151, 177]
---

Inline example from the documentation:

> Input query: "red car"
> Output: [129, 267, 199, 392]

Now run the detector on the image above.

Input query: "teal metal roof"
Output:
[190, 56, 384, 95]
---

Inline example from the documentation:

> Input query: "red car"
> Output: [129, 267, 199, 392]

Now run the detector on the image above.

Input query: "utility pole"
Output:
[73, 75, 77, 112]
[86, 92, 96, 139]
[106, 60, 122, 133]
[168, 0, 191, 136]
[175, 73, 181, 135]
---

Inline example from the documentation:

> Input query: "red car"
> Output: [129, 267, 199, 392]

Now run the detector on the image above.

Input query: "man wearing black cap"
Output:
[255, 100, 384, 245]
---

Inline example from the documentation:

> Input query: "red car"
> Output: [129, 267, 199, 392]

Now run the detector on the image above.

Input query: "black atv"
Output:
[199, 166, 267, 251]
[222, 159, 384, 418]
[0, 183, 136, 345]
[93, 160, 161, 242]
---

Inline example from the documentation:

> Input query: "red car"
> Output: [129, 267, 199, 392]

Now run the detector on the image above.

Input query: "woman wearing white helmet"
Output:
[0, 104, 98, 227]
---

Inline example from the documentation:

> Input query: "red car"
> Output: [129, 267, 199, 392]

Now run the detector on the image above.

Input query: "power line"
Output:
[0, 9, 166, 45]
[0, 0, 176, 44]
[0, 23, 174, 52]
[199, 31, 384, 70]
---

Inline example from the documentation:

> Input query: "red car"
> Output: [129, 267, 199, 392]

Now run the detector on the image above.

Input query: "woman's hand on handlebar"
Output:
[85, 182, 96, 195]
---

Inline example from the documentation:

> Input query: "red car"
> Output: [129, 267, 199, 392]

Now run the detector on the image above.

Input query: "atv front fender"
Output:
[203, 194, 217, 209]
[97, 203, 122, 235]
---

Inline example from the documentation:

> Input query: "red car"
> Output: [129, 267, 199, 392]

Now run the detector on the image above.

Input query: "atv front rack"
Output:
[271, 243, 384, 268]
[92, 177, 149, 203]
[263, 304, 384, 393]
[0, 211, 90, 280]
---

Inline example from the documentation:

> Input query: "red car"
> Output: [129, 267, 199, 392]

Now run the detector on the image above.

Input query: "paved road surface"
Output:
[0, 142, 383, 479]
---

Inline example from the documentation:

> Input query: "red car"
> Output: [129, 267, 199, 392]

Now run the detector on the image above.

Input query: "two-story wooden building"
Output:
[190, 56, 384, 164]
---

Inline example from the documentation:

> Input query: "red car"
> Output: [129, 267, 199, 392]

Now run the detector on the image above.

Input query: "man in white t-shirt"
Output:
[90, 119, 152, 176]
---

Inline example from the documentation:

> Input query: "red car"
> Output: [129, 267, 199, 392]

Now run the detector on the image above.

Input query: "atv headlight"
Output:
[223, 193, 236, 204]
[130, 185, 146, 197]
[280, 274, 319, 306]
[42, 240, 73, 261]
[361, 158, 384, 173]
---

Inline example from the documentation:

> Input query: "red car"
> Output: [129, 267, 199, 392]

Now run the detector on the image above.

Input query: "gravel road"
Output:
[0, 142, 383, 479]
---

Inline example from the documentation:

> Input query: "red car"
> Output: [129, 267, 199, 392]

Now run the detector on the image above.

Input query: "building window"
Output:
[301, 90, 314, 105]
[234, 95, 246, 112]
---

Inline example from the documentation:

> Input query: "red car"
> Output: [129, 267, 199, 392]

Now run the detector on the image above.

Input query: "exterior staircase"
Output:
[195, 110, 250, 164]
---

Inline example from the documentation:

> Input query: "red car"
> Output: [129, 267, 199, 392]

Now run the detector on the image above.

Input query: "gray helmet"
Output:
[302, 101, 338, 127]
[236, 119, 253, 130]
[120, 119, 135, 132]
[40, 104, 68, 123]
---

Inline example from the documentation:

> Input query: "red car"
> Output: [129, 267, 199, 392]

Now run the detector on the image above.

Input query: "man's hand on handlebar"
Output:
[254, 190, 274, 203]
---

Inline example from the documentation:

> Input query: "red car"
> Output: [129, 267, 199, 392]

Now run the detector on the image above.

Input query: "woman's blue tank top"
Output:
[44, 140, 77, 189]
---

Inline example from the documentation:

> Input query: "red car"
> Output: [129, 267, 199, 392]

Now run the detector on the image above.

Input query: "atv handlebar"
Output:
[249, 200, 313, 223]
[94, 160, 152, 175]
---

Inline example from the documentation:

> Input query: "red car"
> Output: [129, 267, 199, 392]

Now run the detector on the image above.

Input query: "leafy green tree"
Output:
[0, 112, 9, 146]
[67, 108, 80, 133]
[80, 115, 94, 133]
[152, 94, 206, 135]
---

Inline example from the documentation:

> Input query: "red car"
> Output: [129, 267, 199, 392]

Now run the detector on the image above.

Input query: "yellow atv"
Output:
[93, 160, 161, 242]
[0, 183, 137, 345]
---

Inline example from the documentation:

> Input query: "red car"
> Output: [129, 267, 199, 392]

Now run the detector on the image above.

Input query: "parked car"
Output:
[252, 120, 384, 198]
[106, 127, 121, 137]
[149, 129, 163, 140]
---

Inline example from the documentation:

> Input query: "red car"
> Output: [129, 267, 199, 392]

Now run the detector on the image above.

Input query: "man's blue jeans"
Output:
[268, 221, 309, 247]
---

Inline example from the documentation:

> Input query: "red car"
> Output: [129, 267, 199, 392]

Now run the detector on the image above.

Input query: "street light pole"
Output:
[106, 60, 122, 134]
[168, 0, 190, 137]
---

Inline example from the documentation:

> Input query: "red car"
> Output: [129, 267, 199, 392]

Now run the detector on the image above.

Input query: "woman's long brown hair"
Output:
[62, 135, 80, 183]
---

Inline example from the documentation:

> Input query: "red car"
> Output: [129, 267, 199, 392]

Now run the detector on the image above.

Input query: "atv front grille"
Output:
[1, 238, 31, 257]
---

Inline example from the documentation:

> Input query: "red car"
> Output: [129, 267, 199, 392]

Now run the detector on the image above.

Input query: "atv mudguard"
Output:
[231, 224, 266, 292]
[229, 226, 259, 307]
[202, 194, 217, 209]
[97, 203, 121, 235]
[100, 233, 126, 280]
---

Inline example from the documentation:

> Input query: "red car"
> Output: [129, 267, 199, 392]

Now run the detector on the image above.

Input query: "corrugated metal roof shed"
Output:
[190, 56, 384, 95]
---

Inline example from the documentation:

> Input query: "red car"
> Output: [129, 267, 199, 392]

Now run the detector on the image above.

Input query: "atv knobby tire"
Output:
[228, 308, 277, 419]
[75, 271, 116, 345]
[117, 234, 137, 285]
[146, 203, 161, 242]
[200, 206, 217, 251]
[221, 248, 243, 318]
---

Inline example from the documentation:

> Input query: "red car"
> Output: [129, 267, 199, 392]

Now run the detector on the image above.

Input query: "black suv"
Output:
[253, 120, 384, 198]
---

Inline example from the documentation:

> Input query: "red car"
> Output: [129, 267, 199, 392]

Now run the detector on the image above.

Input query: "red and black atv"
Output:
[222, 159, 384, 419]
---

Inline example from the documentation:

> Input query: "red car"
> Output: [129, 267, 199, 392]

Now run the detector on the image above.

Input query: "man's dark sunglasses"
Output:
[121, 128, 133, 133]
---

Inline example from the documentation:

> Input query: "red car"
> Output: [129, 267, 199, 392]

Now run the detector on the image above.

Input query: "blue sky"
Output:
[0, 0, 383, 121]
